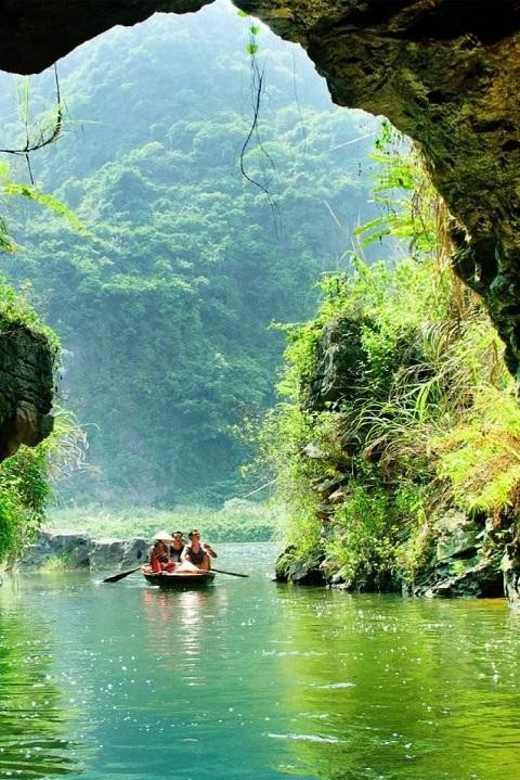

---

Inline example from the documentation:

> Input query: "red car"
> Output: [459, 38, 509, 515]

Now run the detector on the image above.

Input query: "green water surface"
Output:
[1, 543, 520, 780]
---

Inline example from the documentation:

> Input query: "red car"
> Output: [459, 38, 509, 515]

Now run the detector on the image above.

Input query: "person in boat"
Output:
[169, 531, 186, 564]
[148, 532, 176, 574]
[180, 529, 217, 572]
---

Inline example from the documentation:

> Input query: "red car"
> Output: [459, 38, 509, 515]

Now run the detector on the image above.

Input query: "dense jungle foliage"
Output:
[266, 132, 520, 592]
[0, 166, 83, 564]
[0, 5, 519, 573]
[0, 1, 380, 508]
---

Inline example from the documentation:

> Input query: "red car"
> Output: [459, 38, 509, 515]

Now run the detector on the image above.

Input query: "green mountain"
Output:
[0, 1, 380, 505]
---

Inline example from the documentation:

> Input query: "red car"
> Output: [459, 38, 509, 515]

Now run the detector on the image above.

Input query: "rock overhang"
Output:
[1, 0, 520, 375]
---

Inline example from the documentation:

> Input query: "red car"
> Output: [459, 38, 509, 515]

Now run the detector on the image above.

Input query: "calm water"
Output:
[1, 542, 520, 780]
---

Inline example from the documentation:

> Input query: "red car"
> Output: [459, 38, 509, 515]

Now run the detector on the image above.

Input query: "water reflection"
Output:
[2, 549, 520, 780]
[0, 581, 83, 779]
[267, 591, 520, 780]
[141, 588, 219, 650]
[141, 587, 227, 699]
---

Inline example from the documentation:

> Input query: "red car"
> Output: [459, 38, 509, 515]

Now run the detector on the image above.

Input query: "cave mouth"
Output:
[2, 0, 520, 504]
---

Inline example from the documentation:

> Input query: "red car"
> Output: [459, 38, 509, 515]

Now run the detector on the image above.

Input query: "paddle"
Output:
[211, 567, 249, 578]
[102, 566, 142, 583]
[102, 565, 249, 582]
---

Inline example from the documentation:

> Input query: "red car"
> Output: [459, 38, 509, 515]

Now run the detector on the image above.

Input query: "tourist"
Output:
[181, 529, 217, 571]
[169, 531, 186, 564]
[148, 531, 175, 573]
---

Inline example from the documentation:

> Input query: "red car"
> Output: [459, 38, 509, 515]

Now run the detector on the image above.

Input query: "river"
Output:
[1, 542, 520, 780]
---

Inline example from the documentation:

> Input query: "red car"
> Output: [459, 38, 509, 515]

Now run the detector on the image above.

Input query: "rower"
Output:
[181, 529, 217, 571]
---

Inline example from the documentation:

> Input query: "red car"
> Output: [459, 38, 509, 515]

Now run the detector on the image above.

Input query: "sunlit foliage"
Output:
[262, 132, 517, 589]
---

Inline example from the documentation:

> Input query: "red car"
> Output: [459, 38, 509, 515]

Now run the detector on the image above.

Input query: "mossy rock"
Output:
[275, 545, 326, 585]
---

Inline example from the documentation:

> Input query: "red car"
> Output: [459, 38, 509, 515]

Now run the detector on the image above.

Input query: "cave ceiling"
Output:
[2, 0, 520, 374]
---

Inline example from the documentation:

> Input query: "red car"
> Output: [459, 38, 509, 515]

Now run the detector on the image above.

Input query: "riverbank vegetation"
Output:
[0, 407, 89, 566]
[0, 165, 81, 566]
[0, 442, 51, 565]
[48, 499, 280, 542]
[265, 132, 518, 593]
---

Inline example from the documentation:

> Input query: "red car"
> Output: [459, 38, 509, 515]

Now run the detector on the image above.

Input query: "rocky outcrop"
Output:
[417, 559, 504, 599]
[275, 314, 514, 597]
[18, 531, 149, 571]
[413, 513, 504, 598]
[276, 514, 506, 597]
[0, 321, 55, 458]
[307, 319, 369, 413]
[275, 544, 326, 585]
[0, 1, 214, 76]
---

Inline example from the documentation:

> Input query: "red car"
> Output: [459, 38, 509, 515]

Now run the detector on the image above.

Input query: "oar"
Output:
[212, 567, 249, 578]
[102, 566, 142, 583]
[102, 565, 248, 582]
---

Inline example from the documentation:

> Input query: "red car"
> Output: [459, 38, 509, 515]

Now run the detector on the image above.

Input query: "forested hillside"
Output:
[0, 1, 380, 506]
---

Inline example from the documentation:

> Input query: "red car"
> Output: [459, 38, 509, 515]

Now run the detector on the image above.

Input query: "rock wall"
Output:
[0, 1, 214, 76]
[273, 315, 508, 598]
[0, 321, 55, 458]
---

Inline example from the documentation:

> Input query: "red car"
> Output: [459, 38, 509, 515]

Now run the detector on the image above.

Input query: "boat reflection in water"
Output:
[141, 584, 229, 690]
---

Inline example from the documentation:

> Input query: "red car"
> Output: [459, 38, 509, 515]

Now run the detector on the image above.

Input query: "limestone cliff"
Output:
[0, 319, 55, 459]
[274, 313, 507, 598]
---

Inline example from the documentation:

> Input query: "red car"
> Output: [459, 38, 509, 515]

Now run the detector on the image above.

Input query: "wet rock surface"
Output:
[414, 557, 504, 599]
[274, 545, 326, 585]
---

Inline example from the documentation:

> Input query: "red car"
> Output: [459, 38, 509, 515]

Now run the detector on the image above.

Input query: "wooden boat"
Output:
[142, 568, 216, 589]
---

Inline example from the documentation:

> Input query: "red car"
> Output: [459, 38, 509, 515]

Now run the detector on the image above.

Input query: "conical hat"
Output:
[153, 530, 174, 542]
